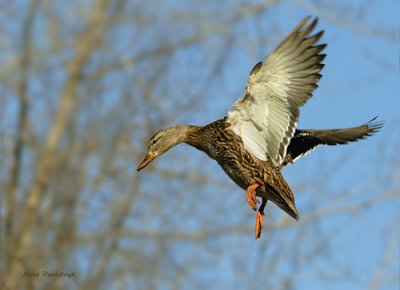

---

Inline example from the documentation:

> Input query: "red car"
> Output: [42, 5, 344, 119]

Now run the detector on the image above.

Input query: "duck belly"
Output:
[217, 156, 263, 191]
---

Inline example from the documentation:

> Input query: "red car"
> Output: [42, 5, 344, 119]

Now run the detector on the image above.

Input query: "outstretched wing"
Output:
[283, 117, 383, 165]
[227, 17, 326, 166]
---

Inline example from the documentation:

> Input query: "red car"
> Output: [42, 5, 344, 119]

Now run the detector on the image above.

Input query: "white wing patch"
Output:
[226, 17, 326, 166]
[228, 108, 268, 161]
[291, 145, 321, 163]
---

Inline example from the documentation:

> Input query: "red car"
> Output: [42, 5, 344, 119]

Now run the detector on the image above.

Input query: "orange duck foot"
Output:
[255, 211, 263, 239]
[255, 198, 268, 239]
[246, 183, 259, 210]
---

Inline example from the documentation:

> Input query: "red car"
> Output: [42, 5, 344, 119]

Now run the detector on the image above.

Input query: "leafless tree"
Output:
[0, 1, 398, 290]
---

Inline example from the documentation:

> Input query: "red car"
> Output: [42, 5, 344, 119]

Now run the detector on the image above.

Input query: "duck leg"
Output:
[255, 198, 268, 239]
[246, 183, 259, 210]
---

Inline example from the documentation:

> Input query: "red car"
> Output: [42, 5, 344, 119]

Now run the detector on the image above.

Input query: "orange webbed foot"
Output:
[255, 198, 268, 239]
[246, 183, 259, 210]
[255, 211, 263, 239]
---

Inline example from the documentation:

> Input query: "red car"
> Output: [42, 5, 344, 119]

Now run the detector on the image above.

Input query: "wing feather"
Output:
[283, 118, 383, 165]
[227, 17, 326, 166]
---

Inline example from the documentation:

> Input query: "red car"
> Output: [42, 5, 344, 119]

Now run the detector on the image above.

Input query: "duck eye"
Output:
[150, 137, 160, 146]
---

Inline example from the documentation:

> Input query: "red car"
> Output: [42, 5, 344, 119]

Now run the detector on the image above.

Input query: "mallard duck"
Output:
[137, 17, 382, 238]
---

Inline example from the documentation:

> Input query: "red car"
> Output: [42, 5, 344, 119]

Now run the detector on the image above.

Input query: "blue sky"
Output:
[1, 1, 398, 289]
[151, 1, 400, 289]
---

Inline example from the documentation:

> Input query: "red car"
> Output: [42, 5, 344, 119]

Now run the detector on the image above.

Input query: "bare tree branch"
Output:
[0, 1, 397, 290]
[3, 0, 113, 288]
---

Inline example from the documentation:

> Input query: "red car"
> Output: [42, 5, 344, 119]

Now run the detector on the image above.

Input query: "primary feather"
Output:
[283, 117, 383, 165]
[227, 17, 326, 166]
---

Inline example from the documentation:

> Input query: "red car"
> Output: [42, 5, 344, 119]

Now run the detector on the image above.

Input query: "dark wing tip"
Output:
[296, 17, 319, 39]
[309, 28, 324, 42]
[298, 16, 313, 29]
[249, 61, 262, 76]
[364, 116, 384, 135]
[305, 17, 318, 31]
[288, 16, 319, 39]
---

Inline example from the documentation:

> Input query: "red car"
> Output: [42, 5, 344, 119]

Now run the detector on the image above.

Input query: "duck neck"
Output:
[183, 125, 209, 152]
[177, 125, 201, 144]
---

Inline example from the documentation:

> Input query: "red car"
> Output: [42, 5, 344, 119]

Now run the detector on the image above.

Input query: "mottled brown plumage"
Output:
[137, 17, 383, 239]
[137, 117, 382, 238]
[185, 119, 299, 220]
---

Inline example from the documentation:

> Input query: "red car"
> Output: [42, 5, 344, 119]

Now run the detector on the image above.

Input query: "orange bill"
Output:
[137, 152, 156, 171]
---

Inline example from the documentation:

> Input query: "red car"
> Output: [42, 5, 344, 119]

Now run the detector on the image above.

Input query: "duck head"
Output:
[137, 125, 197, 171]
